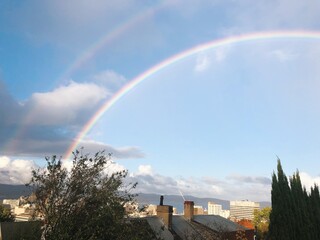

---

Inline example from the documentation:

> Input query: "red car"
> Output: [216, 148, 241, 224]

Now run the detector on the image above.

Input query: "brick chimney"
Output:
[184, 201, 194, 221]
[156, 196, 173, 230]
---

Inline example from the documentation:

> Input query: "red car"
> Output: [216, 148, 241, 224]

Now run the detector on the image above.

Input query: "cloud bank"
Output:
[2, 155, 320, 202]
[0, 71, 144, 159]
[128, 165, 272, 201]
[0, 157, 272, 201]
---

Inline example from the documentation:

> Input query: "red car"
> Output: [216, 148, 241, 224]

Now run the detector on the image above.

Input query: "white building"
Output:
[2, 199, 20, 209]
[208, 202, 222, 215]
[230, 200, 260, 221]
[208, 202, 230, 219]
[220, 209, 230, 219]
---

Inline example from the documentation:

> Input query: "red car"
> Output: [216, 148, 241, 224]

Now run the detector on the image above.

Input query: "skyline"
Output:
[1, 0, 320, 201]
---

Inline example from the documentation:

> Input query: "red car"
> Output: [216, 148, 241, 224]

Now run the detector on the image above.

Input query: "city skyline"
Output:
[1, 1, 320, 201]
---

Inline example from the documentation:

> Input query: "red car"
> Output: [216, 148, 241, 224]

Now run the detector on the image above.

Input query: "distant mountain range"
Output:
[0, 184, 270, 213]
[136, 193, 271, 214]
[0, 184, 31, 200]
[136, 193, 229, 214]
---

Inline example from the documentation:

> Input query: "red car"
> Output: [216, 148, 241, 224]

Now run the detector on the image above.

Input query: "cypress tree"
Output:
[290, 172, 313, 239]
[269, 159, 320, 240]
[310, 184, 320, 239]
[269, 159, 293, 240]
[269, 172, 279, 239]
[304, 186, 315, 239]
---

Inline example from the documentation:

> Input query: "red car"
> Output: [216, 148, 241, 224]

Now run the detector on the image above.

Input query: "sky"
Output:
[1, 0, 320, 202]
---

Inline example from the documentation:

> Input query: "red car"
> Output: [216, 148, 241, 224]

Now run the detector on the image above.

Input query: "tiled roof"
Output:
[172, 215, 199, 239]
[193, 215, 248, 232]
[172, 215, 250, 240]
[145, 216, 174, 240]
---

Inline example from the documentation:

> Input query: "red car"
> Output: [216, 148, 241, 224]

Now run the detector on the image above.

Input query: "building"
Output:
[152, 197, 254, 240]
[208, 201, 230, 219]
[2, 199, 20, 211]
[230, 200, 260, 221]
[194, 205, 204, 215]
[208, 202, 222, 215]
[220, 209, 230, 219]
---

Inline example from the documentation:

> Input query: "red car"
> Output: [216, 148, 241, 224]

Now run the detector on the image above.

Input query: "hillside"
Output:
[136, 193, 271, 214]
[0, 184, 32, 200]
[0, 184, 270, 213]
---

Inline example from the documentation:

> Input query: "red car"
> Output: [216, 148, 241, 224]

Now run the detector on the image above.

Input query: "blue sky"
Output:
[1, 0, 320, 201]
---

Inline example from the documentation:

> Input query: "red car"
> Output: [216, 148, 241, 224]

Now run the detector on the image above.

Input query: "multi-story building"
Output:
[208, 202, 222, 215]
[208, 202, 230, 218]
[194, 205, 204, 215]
[2, 199, 20, 209]
[220, 209, 230, 219]
[229, 200, 260, 221]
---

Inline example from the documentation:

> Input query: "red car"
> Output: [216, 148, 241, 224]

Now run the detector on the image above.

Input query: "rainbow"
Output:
[2, 2, 169, 156]
[64, 30, 320, 159]
[58, 1, 171, 81]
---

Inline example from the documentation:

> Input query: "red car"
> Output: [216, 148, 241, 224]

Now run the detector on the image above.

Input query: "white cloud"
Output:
[300, 172, 320, 190]
[229, 0, 320, 31]
[93, 70, 127, 91]
[62, 156, 126, 175]
[228, 174, 272, 185]
[105, 161, 127, 175]
[0, 78, 145, 159]
[194, 54, 211, 72]
[0, 156, 10, 168]
[269, 49, 297, 62]
[25, 81, 109, 125]
[74, 140, 145, 159]
[0, 155, 127, 185]
[0, 156, 38, 184]
[61, 159, 73, 172]
[137, 165, 153, 175]
[214, 46, 230, 62]
[6, 159, 320, 202]
[130, 165, 271, 201]
[194, 47, 230, 72]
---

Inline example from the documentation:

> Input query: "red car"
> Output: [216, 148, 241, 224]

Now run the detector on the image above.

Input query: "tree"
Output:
[309, 184, 320, 239]
[253, 207, 270, 240]
[269, 159, 320, 240]
[27, 150, 152, 240]
[0, 204, 14, 222]
[289, 172, 313, 239]
[269, 159, 294, 240]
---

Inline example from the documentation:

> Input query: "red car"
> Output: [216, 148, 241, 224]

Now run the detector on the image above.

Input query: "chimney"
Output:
[184, 201, 194, 221]
[160, 195, 164, 206]
[156, 196, 173, 230]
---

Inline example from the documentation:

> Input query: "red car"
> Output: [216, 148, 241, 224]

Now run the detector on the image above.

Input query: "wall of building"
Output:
[230, 200, 260, 221]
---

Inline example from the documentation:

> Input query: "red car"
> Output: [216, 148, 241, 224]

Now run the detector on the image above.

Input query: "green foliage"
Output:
[269, 159, 320, 240]
[269, 159, 293, 240]
[0, 204, 15, 222]
[253, 207, 270, 240]
[309, 184, 320, 239]
[27, 150, 155, 240]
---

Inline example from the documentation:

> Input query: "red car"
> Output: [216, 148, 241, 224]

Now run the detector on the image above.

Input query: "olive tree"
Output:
[0, 204, 15, 222]
[27, 150, 138, 240]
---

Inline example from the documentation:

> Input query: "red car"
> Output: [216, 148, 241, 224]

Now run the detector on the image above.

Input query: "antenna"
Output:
[179, 189, 186, 201]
